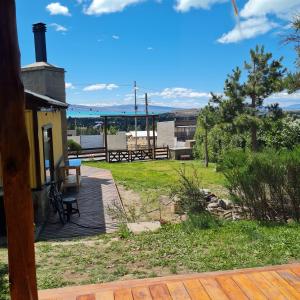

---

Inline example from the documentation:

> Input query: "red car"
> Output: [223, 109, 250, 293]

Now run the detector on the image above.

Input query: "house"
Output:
[0, 23, 68, 238]
[126, 130, 157, 150]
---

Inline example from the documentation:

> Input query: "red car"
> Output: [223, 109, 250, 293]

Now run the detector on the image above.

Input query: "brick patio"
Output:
[39, 165, 122, 240]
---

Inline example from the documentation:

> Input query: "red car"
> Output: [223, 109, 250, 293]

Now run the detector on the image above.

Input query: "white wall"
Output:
[107, 132, 127, 150]
[157, 121, 176, 148]
[80, 135, 104, 148]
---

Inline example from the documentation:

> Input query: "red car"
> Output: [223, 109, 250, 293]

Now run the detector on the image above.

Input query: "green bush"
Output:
[170, 166, 207, 214]
[67, 139, 82, 152]
[219, 147, 300, 222]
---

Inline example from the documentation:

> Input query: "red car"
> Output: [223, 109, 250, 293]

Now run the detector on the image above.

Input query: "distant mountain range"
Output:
[283, 104, 300, 111]
[67, 103, 300, 118]
[67, 104, 181, 117]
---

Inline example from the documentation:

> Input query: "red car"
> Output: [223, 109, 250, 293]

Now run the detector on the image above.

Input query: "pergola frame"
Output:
[103, 114, 158, 161]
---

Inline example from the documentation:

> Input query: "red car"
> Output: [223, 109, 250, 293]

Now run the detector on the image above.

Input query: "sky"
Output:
[16, 0, 300, 108]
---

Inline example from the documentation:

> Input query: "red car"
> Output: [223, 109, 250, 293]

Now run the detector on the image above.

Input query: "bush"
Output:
[219, 147, 300, 222]
[170, 165, 207, 214]
[67, 139, 82, 152]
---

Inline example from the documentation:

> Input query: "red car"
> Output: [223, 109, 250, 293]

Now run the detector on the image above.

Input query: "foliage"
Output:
[0, 261, 8, 300]
[219, 148, 300, 222]
[67, 139, 82, 152]
[195, 45, 288, 160]
[117, 224, 132, 239]
[182, 212, 222, 231]
[3, 220, 300, 298]
[170, 166, 207, 213]
[259, 116, 300, 150]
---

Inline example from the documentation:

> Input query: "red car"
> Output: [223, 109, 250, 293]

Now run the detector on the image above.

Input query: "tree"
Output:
[213, 46, 286, 151]
[243, 46, 286, 151]
[196, 103, 219, 167]
[285, 16, 300, 92]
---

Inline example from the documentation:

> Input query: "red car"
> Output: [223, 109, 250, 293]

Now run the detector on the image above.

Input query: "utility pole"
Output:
[145, 93, 151, 150]
[134, 81, 138, 150]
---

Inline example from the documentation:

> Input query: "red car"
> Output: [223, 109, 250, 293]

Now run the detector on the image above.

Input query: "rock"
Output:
[218, 199, 233, 210]
[207, 202, 219, 209]
[209, 196, 219, 203]
[127, 222, 161, 234]
[200, 188, 210, 195]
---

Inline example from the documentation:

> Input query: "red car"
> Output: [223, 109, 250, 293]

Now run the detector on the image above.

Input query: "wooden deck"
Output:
[39, 263, 300, 299]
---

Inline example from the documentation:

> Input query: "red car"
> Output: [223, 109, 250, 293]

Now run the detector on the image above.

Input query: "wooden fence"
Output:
[68, 147, 169, 163]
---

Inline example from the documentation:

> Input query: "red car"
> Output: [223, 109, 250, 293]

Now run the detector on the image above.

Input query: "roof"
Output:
[25, 90, 68, 109]
[22, 62, 64, 72]
[126, 131, 157, 138]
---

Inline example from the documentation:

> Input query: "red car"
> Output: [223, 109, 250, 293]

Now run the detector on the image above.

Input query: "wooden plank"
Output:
[247, 272, 287, 300]
[183, 279, 210, 300]
[132, 286, 152, 300]
[77, 294, 96, 300]
[216, 276, 248, 300]
[166, 281, 191, 300]
[232, 274, 267, 300]
[95, 291, 114, 300]
[149, 284, 172, 300]
[277, 270, 300, 292]
[114, 288, 134, 300]
[261, 271, 300, 300]
[0, 2, 38, 300]
[199, 278, 229, 300]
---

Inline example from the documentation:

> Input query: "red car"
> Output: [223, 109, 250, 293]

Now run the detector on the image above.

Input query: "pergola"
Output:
[102, 113, 158, 152]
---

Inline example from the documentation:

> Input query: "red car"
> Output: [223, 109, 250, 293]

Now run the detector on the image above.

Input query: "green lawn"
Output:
[1, 220, 300, 299]
[84, 160, 226, 196]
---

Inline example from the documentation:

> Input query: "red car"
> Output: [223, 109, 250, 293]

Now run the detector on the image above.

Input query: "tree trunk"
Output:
[251, 124, 258, 152]
[204, 127, 209, 168]
[0, 1, 38, 299]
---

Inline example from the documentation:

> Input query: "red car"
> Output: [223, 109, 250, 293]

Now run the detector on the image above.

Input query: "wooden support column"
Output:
[104, 116, 108, 162]
[152, 115, 156, 159]
[0, 1, 38, 299]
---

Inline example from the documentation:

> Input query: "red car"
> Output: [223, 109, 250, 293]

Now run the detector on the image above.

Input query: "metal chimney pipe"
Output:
[32, 23, 47, 62]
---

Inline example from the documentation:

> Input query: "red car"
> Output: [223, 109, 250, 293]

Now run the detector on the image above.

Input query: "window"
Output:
[43, 126, 54, 184]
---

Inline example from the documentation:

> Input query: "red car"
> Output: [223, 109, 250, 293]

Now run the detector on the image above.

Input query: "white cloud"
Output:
[83, 83, 119, 91]
[46, 2, 71, 16]
[84, 0, 144, 15]
[66, 82, 75, 89]
[149, 87, 211, 99]
[175, 0, 227, 12]
[218, 17, 278, 44]
[112, 35, 120, 40]
[50, 23, 68, 32]
[240, 0, 300, 20]
[147, 47, 154, 50]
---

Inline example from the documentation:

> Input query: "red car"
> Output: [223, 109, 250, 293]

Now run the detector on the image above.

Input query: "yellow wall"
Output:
[0, 111, 36, 188]
[0, 110, 64, 189]
[25, 110, 37, 188]
[37, 111, 64, 185]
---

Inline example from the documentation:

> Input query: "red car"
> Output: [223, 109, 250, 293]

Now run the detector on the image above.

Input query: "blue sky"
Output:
[16, 0, 300, 108]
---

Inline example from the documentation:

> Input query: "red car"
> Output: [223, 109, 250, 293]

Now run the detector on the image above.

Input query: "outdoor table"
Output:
[62, 159, 81, 191]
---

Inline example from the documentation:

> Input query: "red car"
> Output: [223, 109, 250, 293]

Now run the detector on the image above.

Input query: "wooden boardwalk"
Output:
[39, 263, 300, 299]
[39, 166, 121, 240]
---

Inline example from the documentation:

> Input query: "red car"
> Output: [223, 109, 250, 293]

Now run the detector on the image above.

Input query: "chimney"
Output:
[33, 23, 47, 62]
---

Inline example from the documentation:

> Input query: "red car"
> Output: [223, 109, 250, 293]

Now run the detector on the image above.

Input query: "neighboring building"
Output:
[0, 23, 68, 238]
[126, 131, 157, 150]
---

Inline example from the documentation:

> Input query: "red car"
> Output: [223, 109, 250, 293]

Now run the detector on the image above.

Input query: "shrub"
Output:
[67, 139, 82, 152]
[170, 165, 207, 214]
[219, 147, 300, 222]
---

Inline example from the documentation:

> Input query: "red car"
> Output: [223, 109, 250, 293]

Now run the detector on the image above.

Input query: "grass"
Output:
[1, 219, 300, 298]
[84, 160, 226, 196]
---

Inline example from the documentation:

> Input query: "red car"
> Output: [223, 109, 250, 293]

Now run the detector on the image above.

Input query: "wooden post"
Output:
[152, 115, 156, 159]
[0, 1, 38, 299]
[104, 116, 108, 162]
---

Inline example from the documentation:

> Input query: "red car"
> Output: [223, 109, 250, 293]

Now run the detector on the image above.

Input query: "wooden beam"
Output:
[0, 1, 38, 299]
[104, 116, 108, 162]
